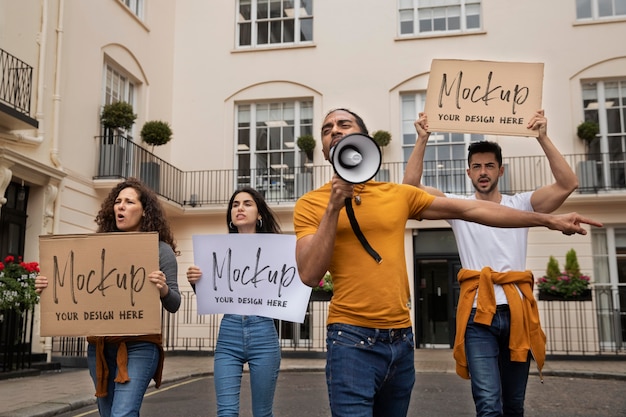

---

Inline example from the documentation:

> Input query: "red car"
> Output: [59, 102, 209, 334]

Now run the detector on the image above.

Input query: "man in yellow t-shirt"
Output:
[293, 108, 600, 417]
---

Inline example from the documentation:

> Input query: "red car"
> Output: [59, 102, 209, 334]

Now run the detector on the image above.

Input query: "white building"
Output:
[1, 0, 625, 358]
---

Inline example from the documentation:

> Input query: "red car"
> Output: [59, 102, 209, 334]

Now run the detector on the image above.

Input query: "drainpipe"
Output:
[49, 0, 64, 169]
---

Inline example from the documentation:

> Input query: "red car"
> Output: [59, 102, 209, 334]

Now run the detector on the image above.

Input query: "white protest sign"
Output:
[192, 234, 311, 323]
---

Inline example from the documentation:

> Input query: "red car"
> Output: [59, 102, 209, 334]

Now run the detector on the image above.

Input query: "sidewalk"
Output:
[1, 349, 625, 417]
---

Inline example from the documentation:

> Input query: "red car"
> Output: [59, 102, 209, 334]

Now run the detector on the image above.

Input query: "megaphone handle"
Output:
[344, 198, 383, 264]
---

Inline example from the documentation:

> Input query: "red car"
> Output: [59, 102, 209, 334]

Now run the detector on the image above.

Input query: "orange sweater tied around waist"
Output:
[452, 267, 546, 382]
[87, 334, 164, 398]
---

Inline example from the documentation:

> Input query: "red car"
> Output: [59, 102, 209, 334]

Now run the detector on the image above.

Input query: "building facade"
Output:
[1, 0, 625, 357]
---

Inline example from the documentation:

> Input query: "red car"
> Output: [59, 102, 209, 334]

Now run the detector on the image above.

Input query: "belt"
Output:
[375, 328, 408, 342]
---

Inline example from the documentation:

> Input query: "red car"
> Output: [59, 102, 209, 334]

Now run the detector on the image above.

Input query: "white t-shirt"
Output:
[446, 192, 534, 305]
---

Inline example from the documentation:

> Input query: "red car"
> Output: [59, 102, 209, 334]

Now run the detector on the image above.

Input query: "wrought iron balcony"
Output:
[0, 48, 37, 129]
[95, 134, 626, 207]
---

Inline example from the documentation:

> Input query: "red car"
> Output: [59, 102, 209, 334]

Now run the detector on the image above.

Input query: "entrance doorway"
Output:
[0, 182, 29, 259]
[412, 229, 460, 348]
[415, 259, 460, 347]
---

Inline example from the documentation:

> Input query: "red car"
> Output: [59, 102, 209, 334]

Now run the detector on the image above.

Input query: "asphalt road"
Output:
[56, 371, 626, 417]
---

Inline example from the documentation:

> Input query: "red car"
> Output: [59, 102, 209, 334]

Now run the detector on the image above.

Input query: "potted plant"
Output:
[577, 120, 599, 144]
[139, 120, 173, 192]
[296, 134, 316, 162]
[372, 129, 391, 149]
[98, 101, 136, 177]
[296, 134, 316, 196]
[310, 272, 333, 302]
[100, 101, 137, 133]
[140, 120, 173, 152]
[536, 249, 591, 301]
[0, 255, 40, 369]
[372, 130, 391, 181]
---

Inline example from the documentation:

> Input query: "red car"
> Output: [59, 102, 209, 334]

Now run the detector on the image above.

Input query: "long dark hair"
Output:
[94, 177, 178, 253]
[226, 187, 281, 234]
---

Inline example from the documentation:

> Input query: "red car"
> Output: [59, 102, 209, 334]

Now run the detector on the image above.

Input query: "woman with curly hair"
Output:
[36, 177, 181, 417]
[186, 187, 282, 417]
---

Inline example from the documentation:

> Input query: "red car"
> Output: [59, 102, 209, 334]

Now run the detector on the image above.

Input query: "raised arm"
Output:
[527, 110, 579, 213]
[422, 197, 602, 235]
[402, 113, 445, 197]
[296, 175, 353, 287]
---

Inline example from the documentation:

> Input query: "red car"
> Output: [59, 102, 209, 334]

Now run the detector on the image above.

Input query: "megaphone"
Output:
[329, 133, 382, 184]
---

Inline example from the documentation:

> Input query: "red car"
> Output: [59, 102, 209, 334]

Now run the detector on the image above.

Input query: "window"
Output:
[238, 0, 313, 48]
[399, 0, 481, 36]
[581, 80, 626, 190]
[99, 64, 137, 177]
[576, 0, 626, 20]
[401, 93, 483, 193]
[104, 64, 135, 109]
[236, 101, 313, 200]
[592, 227, 626, 346]
[123, 0, 144, 19]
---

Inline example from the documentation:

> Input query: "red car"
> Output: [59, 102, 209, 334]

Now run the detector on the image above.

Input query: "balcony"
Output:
[95, 134, 626, 207]
[0, 48, 38, 130]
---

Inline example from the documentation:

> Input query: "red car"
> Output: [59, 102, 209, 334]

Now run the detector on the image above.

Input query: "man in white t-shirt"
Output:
[403, 110, 580, 417]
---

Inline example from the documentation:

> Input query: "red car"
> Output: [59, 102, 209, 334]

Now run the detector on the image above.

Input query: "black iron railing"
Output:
[51, 287, 626, 361]
[0, 308, 35, 372]
[0, 48, 34, 116]
[95, 134, 626, 206]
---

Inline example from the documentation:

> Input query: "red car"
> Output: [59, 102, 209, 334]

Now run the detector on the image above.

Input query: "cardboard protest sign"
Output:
[425, 59, 544, 137]
[38, 232, 161, 337]
[192, 234, 311, 323]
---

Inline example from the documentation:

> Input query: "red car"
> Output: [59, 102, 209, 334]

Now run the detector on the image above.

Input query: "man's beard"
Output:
[473, 176, 499, 195]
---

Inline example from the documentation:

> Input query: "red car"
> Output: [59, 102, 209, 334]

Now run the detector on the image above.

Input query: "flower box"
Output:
[537, 289, 592, 302]
[310, 291, 333, 302]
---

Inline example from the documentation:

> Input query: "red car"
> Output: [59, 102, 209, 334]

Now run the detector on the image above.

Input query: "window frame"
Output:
[398, 0, 482, 37]
[236, 0, 314, 49]
[235, 100, 314, 200]
[576, 0, 626, 21]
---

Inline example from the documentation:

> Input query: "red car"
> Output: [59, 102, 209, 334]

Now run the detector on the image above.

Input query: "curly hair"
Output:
[226, 187, 281, 234]
[94, 177, 178, 254]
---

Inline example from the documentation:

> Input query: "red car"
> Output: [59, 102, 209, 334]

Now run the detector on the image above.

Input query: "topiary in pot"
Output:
[372, 130, 392, 159]
[297, 134, 316, 161]
[577, 121, 599, 144]
[140, 120, 173, 152]
[100, 101, 137, 131]
[372, 130, 392, 148]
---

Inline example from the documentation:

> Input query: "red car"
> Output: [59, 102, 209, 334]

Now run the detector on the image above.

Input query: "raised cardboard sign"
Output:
[38, 232, 161, 337]
[192, 234, 311, 323]
[425, 59, 544, 137]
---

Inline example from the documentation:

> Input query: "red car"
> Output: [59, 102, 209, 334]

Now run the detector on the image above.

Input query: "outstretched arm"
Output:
[402, 113, 445, 197]
[422, 197, 602, 235]
[527, 110, 579, 213]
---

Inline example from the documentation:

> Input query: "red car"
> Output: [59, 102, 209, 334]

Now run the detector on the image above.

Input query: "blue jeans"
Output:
[214, 314, 281, 417]
[465, 306, 531, 417]
[326, 323, 415, 417]
[87, 341, 159, 417]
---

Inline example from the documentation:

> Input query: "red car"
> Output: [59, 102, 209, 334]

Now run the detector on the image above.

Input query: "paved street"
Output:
[52, 371, 626, 417]
[2, 349, 626, 417]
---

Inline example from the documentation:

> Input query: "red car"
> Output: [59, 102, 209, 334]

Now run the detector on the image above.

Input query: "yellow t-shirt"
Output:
[294, 180, 435, 328]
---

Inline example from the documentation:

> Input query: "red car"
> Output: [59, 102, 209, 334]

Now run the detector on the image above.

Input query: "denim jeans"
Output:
[214, 314, 281, 417]
[87, 341, 159, 417]
[326, 323, 415, 417]
[465, 306, 531, 417]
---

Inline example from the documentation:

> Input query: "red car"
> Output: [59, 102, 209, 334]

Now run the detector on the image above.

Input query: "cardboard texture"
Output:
[38, 232, 161, 336]
[425, 59, 544, 137]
